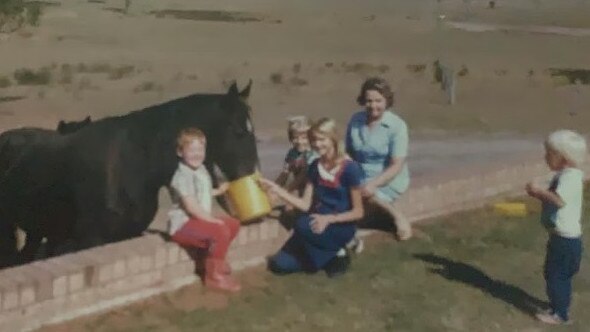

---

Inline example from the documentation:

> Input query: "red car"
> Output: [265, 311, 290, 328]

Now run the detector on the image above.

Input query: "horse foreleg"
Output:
[16, 231, 43, 264]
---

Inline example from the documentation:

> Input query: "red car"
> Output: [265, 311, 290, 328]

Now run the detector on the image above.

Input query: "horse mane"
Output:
[93, 92, 227, 125]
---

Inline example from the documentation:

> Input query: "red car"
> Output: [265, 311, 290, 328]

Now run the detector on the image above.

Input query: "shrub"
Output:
[13, 67, 51, 85]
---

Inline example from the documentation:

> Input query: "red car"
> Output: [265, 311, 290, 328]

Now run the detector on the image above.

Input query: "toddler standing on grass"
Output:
[526, 129, 587, 325]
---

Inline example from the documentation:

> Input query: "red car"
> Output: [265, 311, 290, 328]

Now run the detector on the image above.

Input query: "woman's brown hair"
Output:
[356, 77, 394, 108]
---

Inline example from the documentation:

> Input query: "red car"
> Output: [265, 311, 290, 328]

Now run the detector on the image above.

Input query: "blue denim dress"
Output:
[275, 159, 363, 271]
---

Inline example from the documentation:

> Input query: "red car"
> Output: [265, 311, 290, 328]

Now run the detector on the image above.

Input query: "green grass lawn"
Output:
[44, 189, 590, 332]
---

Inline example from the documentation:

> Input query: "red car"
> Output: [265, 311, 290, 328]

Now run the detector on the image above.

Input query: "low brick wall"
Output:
[1, 155, 588, 331]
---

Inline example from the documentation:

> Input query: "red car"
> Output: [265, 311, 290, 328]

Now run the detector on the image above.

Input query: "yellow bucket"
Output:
[227, 173, 271, 223]
[493, 202, 527, 217]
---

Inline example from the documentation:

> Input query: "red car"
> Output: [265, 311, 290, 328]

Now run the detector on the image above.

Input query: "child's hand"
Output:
[212, 182, 230, 197]
[525, 182, 540, 197]
[257, 177, 279, 193]
[217, 182, 229, 194]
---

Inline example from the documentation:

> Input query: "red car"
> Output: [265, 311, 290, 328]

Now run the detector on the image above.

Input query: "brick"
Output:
[259, 221, 270, 240]
[178, 249, 192, 262]
[0, 276, 19, 311]
[248, 224, 259, 243]
[239, 243, 255, 262]
[162, 261, 194, 281]
[154, 245, 168, 269]
[227, 246, 243, 262]
[101, 280, 125, 299]
[247, 241, 275, 261]
[82, 247, 127, 285]
[50, 255, 94, 294]
[53, 275, 68, 298]
[14, 275, 36, 307]
[1, 266, 39, 308]
[112, 259, 126, 280]
[122, 272, 154, 291]
[268, 221, 280, 239]
[99, 241, 134, 265]
[99, 263, 117, 284]
[148, 270, 163, 284]
[237, 226, 249, 245]
[140, 253, 155, 272]
[67, 288, 96, 309]
[20, 286, 35, 307]
[69, 272, 85, 293]
[127, 254, 143, 275]
[68, 250, 113, 286]
[29, 261, 68, 300]
[126, 240, 159, 273]
[167, 243, 180, 265]
[122, 235, 162, 255]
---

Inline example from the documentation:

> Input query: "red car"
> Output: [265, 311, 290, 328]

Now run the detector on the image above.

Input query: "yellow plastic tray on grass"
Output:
[493, 202, 527, 217]
[227, 173, 271, 223]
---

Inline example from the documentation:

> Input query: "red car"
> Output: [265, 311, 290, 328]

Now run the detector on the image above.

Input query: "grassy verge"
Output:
[42, 188, 590, 332]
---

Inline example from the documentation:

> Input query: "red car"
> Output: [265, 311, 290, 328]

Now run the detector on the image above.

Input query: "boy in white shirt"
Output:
[526, 129, 587, 324]
[168, 128, 241, 292]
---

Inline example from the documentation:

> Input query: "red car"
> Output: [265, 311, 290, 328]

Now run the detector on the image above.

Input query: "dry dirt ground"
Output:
[2, 0, 590, 247]
[1, 0, 590, 136]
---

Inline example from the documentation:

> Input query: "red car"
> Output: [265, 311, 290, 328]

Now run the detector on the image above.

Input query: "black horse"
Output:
[0, 81, 259, 267]
[57, 116, 92, 134]
[0, 116, 91, 176]
[0, 117, 92, 267]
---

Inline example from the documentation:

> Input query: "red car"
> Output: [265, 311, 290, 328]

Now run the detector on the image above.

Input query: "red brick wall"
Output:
[1, 155, 587, 331]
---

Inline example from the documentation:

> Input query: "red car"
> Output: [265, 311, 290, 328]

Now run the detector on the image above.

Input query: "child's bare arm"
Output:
[534, 189, 565, 208]
[259, 177, 313, 212]
[212, 182, 229, 197]
[526, 182, 565, 208]
[180, 195, 222, 224]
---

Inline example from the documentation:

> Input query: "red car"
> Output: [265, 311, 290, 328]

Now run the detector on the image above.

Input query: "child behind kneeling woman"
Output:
[167, 128, 241, 292]
[526, 129, 587, 324]
[275, 115, 318, 195]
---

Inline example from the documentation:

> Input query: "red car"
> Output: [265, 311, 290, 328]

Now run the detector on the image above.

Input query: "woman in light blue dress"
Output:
[345, 77, 412, 240]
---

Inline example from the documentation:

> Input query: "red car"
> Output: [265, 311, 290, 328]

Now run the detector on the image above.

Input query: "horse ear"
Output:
[57, 120, 65, 131]
[227, 81, 239, 97]
[239, 79, 252, 99]
[84, 116, 91, 123]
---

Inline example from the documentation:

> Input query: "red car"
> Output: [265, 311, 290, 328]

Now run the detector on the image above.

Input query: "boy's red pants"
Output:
[171, 216, 240, 259]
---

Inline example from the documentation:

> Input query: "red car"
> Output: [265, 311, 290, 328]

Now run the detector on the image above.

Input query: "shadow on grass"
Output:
[414, 253, 548, 317]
